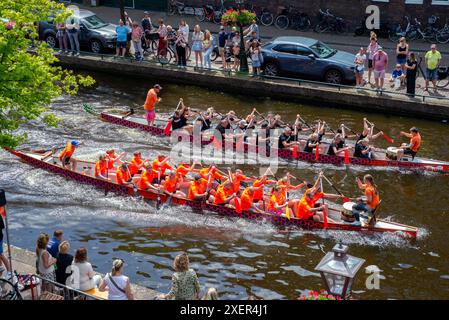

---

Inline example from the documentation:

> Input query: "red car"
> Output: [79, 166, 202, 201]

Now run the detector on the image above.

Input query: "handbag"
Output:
[106, 273, 126, 294]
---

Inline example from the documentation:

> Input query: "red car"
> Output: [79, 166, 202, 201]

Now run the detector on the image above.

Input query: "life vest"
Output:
[59, 142, 76, 161]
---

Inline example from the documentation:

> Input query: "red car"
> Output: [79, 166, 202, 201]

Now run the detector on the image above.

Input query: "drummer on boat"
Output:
[59, 140, 83, 170]
[143, 84, 162, 126]
[396, 127, 421, 160]
[351, 174, 380, 226]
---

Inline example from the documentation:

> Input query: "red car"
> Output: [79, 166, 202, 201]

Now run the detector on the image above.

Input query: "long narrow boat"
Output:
[93, 109, 449, 173]
[4, 147, 418, 238]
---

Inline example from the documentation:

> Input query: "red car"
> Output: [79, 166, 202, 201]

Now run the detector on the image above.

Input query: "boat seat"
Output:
[83, 287, 108, 300]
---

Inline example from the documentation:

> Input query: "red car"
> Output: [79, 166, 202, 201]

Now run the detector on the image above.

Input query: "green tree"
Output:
[0, 0, 95, 148]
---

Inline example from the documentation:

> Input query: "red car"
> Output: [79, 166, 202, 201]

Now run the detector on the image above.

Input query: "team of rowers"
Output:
[58, 142, 380, 226]
[160, 99, 422, 161]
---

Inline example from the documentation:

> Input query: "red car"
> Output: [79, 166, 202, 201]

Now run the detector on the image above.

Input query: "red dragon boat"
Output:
[4, 147, 418, 238]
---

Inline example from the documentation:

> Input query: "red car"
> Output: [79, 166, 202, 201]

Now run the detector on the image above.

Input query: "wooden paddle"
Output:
[322, 175, 350, 203]
[163, 99, 183, 136]
[320, 177, 328, 228]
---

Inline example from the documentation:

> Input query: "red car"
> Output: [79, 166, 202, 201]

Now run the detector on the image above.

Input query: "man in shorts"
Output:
[372, 47, 388, 93]
[218, 25, 228, 70]
[115, 19, 130, 57]
[143, 84, 162, 126]
[424, 44, 442, 92]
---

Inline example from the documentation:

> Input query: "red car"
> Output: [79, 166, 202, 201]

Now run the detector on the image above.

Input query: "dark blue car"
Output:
[261, 36, 356, 84]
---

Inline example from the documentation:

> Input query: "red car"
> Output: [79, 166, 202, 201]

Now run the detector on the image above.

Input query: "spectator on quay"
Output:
[47, 229, 63, 259]
[141, 11, 153, 49]
[157, 18, 168, 58]
[0, 215, 11, 273]
[389, 64, 406, 88]
[424, 44, 442, 93]
[354, 47, 366, 88]
[179, 19, 189, 44]
[250, 41, 261, 76]
[396, 37, 409, 74]
[166, 25, 177, 60]
[158, 252, 201, 300]
[192, 25, 204, 68]
[55, 241, 73, 285]
[372, 47, 388, 93]
[36, 233, 57, 290]
[218, 25, 228, 69]
[175, 30, 188, 68]
[244, 19, 259, 40]
[56, 22, 69, 54]
[99, 259, 134, 300]
[131, 21, 144, 61]
[232, 42, 240, 71]
[366, 33, 379, 86]
[115, 19, 130, 57]
[66, 15, 80, 56]
[203, 29, 214, 69]
[71, 247, 102, 292]
[246, 30, 261, 50]
[405, 52, 418, 97]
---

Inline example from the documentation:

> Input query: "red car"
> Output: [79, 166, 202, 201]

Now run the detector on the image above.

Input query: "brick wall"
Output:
[186, 0, 449, 26]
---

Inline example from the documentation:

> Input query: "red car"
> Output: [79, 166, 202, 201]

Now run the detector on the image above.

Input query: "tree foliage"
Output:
[0, 0, 95, 148]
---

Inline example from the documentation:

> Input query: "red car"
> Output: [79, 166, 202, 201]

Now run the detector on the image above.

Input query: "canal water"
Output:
[1, 72, 449, 299]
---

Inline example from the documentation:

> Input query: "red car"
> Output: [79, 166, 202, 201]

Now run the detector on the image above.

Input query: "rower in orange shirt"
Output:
[94, 155, 108, 179]
[199, 166, 226, 182]
[152, 155, 174, 178]
[162, 171, 186, 198]
[252, 175, 276, 203]
[295, 192, 327, 221]
[266, 186, 287, 214]
[128, 151, 147, 176]
[351, 174, 380, 226]
[209, 181, 235, 206]
[59, 140, 83, 170]
[143, 84, 162, 126]
[237, 187, 264, 213]
[187, 174, 209, 200]
[397, 127, 421, 160]
[230, 169, 254, 193]
[138, 164, 158, 191]
[176, 162, 198, 179]
[105, 149, 125, 171]
[116, 163, 133, 187]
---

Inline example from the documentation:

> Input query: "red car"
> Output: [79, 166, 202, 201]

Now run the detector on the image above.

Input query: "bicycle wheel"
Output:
[275, 15, 289, 30]
[167, 4, 176, 16]
[298, 16, 311, 31]
[213, 12, 223, 24]
[151, 39, 158, 52]
[437, 78, 449, 88]
[195, 8, 205, 22]
[436, 30, 449, 44]
[0, 279, 22, 300]
[314, 22, 328, 33]
[158, 49, 173, 65]
[260, 12, 274, 26]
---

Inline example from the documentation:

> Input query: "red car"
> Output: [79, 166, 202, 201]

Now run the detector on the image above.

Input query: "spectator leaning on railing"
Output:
[71, 247, 102, 292]
[99, 259, 134, 300]
[405, 52, 418, 97]
[115, 19, 130, 57]
[372, 47, 388, 93]
[55, 240, 73, 286]
[47, 229, 63, 259]
[66, 15, 80, 56]
[424, 44, 442, 93]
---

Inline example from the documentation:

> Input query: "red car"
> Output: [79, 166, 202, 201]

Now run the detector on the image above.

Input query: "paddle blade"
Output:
[235, 197, 242, 214]
[163, 120, 173, 136]
[285, 206, 291, 220]
[383, 133, 394, 144]
[292, 146, 298, 159]
[315, 145, 320, 161]
[344, 149, 349, 165]
[342, 196, 349, 203]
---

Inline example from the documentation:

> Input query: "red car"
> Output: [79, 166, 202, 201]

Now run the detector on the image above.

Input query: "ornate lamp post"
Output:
[222, 0, 255, 73]
[314, 241, 365, 299]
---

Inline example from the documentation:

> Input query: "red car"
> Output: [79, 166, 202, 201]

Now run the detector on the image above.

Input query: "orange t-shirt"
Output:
[410, 133, 421, 152]
[138, 169, 154, 190]
[152, 159, 172, 176]
[232, 174, 247, 192]
[94, 160, 107, 177]
[295, 196, 313, 220]
[176, 164, 190, 178]
[106, 153, 118, 169]
[252, 179, 265, 201]
[200, 168, 224, 181]
[163, 176, 178, 193]
[188, 179, 207, 200]
[304, 188, 324, 207]
[59, 142, 76, 161]
[365, 185, 379, 209]
[143, 88, 158, 111]
[240, 188, 254, 211]
[267, 193, 285, 212]
[213, 185, 228, 205]
[116, 167, 131, 185]
[129, 156, 144, 176]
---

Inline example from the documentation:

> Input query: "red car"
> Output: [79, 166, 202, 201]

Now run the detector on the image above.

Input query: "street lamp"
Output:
[314, 241, 365, 299]
[234, 0, 249, 73]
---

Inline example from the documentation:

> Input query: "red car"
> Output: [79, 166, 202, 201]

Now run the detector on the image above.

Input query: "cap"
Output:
[377, 46, 383, 51]
[71, 140, 80, 146]
[154, 84, 163, 90]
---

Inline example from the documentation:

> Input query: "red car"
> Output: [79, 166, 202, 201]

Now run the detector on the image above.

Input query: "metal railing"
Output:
[55, 48, 449, 105]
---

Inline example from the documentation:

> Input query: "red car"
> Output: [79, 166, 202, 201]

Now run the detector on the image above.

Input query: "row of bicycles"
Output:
[388, 15, 449, 44]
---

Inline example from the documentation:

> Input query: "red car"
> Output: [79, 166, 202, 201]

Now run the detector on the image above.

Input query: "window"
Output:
[405, 0, 423, 4]
[297, 46, 313, 56]
[309, 41, 335, 58]
[432, 0, 449, 5]
[273, 44, 299, 55]
[82, 14, 108, 29]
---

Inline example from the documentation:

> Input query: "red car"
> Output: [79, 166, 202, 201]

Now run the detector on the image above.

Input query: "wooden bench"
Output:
[83, 287, 109, 300]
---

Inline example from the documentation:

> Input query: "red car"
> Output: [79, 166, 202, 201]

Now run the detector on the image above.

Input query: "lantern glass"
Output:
[323, 272, 347, 297]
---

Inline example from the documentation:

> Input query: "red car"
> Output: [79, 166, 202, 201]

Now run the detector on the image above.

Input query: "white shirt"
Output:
[73, 261, 95, 291]
[104, 274, 129, 300]
[179, 24, 189, 43]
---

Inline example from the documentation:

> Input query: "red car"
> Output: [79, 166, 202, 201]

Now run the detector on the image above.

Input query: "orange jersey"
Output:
[105, 153, 118, 169]
[176, 164, 190, 178]
[94, 160, 107, 177]
[304, 188, 324, 207]
[152, 159, 172, 177]
[162, 176, 179, 193]
[410, 133, 421, 152]
[252, 179, 265, 200]
[129, 156, 144, 176]
[143, 88, 157, 111]
[240, 188, 254, 211]
[295, 196, 313, 220]
[213, 185, 228, 205]
[200, 168, 225, 181]
[138, 169, 154, 190]
[59, 142, 76, 161]
[267, 193, 285, 212]
[231, 174, 247, 192]
[188, 178, 208, 200]
[365, 185, 379, 210]
[116, 167, 131, 185]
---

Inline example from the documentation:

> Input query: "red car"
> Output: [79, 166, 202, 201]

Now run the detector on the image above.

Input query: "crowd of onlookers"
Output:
[353, 31, 443, 96]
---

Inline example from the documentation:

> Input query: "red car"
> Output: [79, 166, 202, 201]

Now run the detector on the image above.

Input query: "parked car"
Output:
[261, 36, 356, 84]
[38, 9, 117, 53]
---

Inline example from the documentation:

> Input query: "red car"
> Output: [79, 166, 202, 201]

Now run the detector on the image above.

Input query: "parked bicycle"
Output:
[244, 3, 274, 27]
[167, 0, 194, 16]
[0, 272, 23, 300]
[388, 16, 418, 42]
[274, 5, 311, 31]
[436, 18, 449, 44]
[196, 0, 225, 25]
[314, 9, 350, 34]
[411, 16, 440, 43]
